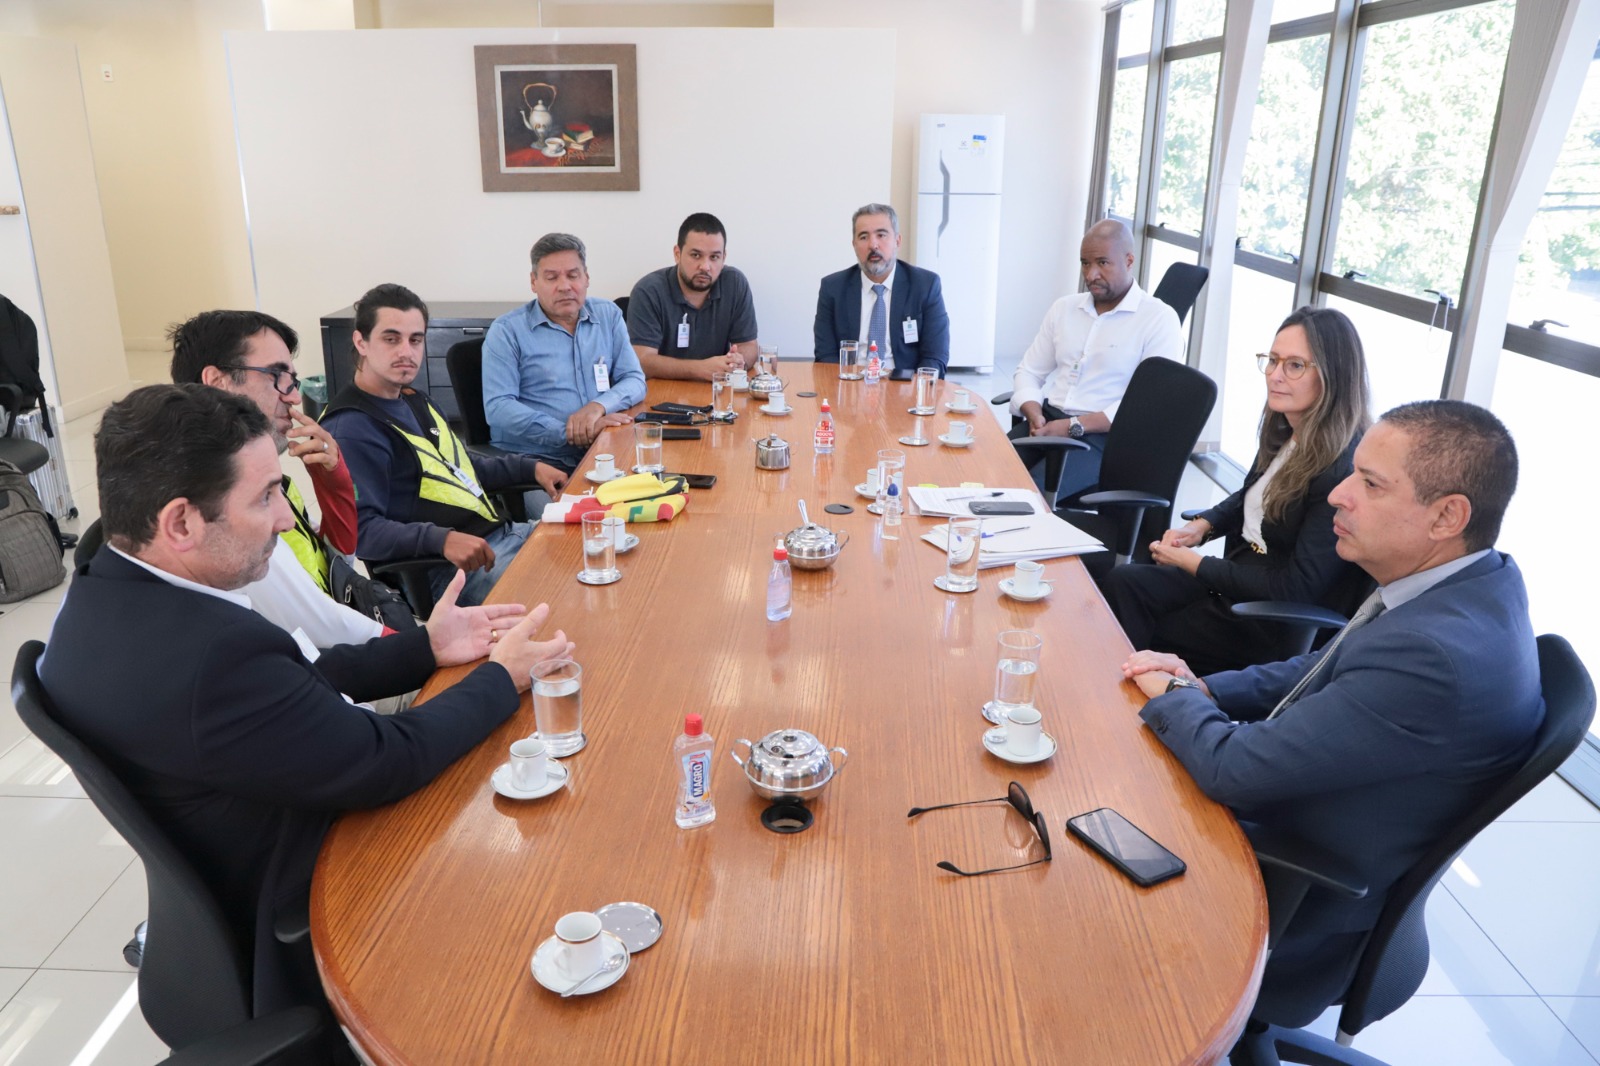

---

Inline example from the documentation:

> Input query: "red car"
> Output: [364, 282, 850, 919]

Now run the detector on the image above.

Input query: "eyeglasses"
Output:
[219, 364, 301, 396]
[1256, 354, 1317, 380]
[907, 780, 1052, 876]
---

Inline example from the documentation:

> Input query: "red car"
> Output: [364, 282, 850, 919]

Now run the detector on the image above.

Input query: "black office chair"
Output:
[160, 1007, 325, 1065]
[74, 517, 105, 569]
[0, 384, 51, 476]
[990, 260, 1212, 408]
[10, 641, 321, 1058]
[614, 295, 630, 318]
[1231, 633, 1597, 1066]
[1016, 358, 1216, 572]
[1152, 262, 1210, 326]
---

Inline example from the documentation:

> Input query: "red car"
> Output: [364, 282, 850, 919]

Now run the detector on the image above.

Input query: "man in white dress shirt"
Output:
[1009, 219, 1182, 498]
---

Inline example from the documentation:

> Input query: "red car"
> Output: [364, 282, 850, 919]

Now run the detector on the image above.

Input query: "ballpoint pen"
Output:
[981, 526, 1028, 537]
[948, 490, 1005, 501]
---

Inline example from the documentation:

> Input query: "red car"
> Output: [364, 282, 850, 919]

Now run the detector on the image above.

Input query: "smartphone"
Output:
[1067, 808, 1186, 888]
[653, 402, 712, 415]
[970, 500, 1035, 516]
[661, 428, 703, 441]
[665, 473, 717, 489]
[888, 367, 915, 382]
[636, 411, 694, 425]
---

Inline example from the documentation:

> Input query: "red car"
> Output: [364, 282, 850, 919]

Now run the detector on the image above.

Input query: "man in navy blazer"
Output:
[1123, 400, 1544, 1026]
[813, 203, 950, 375]
[40, 385, 574, 1030]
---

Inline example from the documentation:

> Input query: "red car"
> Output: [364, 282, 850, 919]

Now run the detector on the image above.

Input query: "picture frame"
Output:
[474, 44, 639, 192]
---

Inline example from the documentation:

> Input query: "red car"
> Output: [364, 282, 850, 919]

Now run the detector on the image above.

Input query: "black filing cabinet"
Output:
[319, 301, 524, 425]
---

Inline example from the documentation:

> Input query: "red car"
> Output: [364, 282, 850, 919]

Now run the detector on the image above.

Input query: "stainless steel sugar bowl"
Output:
[730, 729, 849, 803]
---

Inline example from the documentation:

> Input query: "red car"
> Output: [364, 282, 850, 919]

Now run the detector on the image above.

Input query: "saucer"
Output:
[945, 403, 978, 414]
[531, 930, 630, 995]
[614, 533, 640, 554]
[933, 574, 978, 594]
[982, 727, 1058, 764]
[898, 435, 931, 447]
[938, 434, 974, 448]
[585, 468, 624, 484]
[577, 569, 622, 586]
[855, 483, 881, 500]
[761, 404, 792, 415]
[541, 146, 566, 159]
[491, 760, 570, 800]
[999, 577, 1052, 602]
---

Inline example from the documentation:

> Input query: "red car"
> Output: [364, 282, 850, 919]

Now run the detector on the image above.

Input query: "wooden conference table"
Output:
[312, 364, 1267, 1065]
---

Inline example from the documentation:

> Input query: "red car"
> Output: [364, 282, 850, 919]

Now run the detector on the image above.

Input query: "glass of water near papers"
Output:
[915, 488, 1105, 567]
[944, 517, 982, 592]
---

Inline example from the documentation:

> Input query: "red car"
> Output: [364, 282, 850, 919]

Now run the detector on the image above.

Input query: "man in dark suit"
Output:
[1122, 400, 1544, 1025]
[40, 385, 573, 1030]
[812, 202, 950, 375]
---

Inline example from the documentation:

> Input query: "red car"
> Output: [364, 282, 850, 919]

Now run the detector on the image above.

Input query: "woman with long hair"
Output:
[1100, 306, 1373, 675]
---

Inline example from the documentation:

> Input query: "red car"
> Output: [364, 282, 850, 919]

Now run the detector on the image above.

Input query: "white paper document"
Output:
[909, 485, 1047, 518]
[920, 511, 1104, 568]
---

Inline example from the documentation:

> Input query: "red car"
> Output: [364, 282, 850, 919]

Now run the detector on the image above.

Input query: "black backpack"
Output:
[0, 458, 65, 602]
[0, 295, 55, 437]
[328, 554, 419, 631]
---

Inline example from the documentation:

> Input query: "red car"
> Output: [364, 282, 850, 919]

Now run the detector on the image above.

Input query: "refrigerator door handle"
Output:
[937, 151, 951, 255]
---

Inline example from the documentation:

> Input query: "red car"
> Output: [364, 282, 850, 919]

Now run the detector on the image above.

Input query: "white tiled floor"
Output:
[3, 395, 1598, 1064]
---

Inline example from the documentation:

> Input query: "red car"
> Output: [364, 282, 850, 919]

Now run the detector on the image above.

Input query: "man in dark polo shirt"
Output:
[626, 212, 760, 381]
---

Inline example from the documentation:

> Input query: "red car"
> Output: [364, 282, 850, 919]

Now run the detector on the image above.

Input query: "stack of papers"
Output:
[909, 486, 1045, 518]
[921, 511, 1104, 568]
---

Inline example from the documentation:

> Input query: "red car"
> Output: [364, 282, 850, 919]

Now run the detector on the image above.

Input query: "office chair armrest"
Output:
[1180, 508, 1204, 521]
[490, 481, 545, 524]
[1231, 601, 1349, 631]
[466, 443, 521, 462]
[161, 1006, 325, 1066]
[0, 384, 22, 431]
[1008, 437, 1091, 456]
[273, 899, 309, 943]
[990, 390, 1013, 405]
[1074, 489, 1171, 511]
[368, 556, 449, 580]
[368, 555, 449, 620]
[1245, 821, 1367, 900]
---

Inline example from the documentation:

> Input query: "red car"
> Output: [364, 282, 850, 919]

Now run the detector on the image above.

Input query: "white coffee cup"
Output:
[510, 737, 548, 790]
[954, 389, 971, 408]
[594, 453, 616, 479]
[554, 911, 605, 976]
[1013, 559, 1044, 595]
[1005, 706, 1043, 757]
[730, 368, 749, 390]
[767, 390, 787, 411]
[864, 467, 881, 493]
[604, 515, 627, 549]
[949, 420, 972, 442]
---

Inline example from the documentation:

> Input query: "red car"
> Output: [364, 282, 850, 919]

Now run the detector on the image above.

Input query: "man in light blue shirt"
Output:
[484, 232, 645, 472]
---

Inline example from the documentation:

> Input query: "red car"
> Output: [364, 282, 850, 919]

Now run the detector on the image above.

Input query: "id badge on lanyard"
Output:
[446, 459, 486, 499]
[677, 313, 691, 349]
[593, 360, 611, 393]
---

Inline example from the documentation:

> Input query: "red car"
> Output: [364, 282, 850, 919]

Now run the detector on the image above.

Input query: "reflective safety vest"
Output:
[323, 386, 503, 539]
[279, 478, 333, 592]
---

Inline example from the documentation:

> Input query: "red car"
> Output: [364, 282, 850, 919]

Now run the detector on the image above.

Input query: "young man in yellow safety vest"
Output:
[323, 284, 568, 607]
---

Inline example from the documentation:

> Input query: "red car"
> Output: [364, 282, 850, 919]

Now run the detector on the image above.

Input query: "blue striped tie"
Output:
[869, 284, 888, 359]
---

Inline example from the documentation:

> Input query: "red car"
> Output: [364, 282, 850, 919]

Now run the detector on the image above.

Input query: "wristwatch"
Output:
[1164, 677, 1199, 694]
[1067, 416, 1085, 439]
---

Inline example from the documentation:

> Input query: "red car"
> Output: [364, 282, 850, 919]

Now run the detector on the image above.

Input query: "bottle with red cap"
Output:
[813, 398, 835, 454]
[864, 342, 882, 384]
[766, 543, 792, 622]
[673, 713, 716, 828]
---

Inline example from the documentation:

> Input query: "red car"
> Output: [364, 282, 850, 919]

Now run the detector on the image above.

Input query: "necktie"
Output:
[869, 284, 888, 359]
[1267, 590, 1387, 719]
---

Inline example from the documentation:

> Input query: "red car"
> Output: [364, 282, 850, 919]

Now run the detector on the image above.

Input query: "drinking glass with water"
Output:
[993, 630, 1043, 726]
[532, 659, 585, 756]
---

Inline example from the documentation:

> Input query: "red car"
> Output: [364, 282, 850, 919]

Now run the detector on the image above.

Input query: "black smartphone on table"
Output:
[970, 500, 1035, 516]
[653, 402, 712, 415]
[888, 367, 915, 381]
[661, 428, 703, 441]
[1066, 808, 1187, 888]
[636, 411, 695, 425]
[665, 473, 717, 489]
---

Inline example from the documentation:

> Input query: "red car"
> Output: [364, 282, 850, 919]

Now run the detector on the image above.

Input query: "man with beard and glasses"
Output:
[323, 284, 568, 607]
[41, 384, 574, 1050]
[1008, 219, 1182, 499]
[169, 309, 383, 647]
[483, 232, 646, 475]
[813, 202, 949, 376]
[625, 212, 760, 382]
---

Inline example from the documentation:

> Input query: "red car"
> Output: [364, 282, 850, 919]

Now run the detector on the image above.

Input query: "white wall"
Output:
[0, 33, 128, 419]
[227, 27, 894, 375]
[775, 0, 1103, 363]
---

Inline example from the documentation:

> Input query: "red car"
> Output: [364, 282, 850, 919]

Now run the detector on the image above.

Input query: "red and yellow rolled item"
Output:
[545, 473, 688, 523]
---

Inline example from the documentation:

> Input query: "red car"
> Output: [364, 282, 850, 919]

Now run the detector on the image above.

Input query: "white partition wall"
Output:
[226, 27, 895, 372]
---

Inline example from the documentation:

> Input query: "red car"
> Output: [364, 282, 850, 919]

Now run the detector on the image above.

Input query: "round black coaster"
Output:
[795, 391, 818, 398]
[760, 801, 814, 834]
[823, 503, 854, 515]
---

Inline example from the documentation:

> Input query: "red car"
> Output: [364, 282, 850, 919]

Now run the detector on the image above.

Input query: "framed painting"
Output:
[474, 44, 639, 192]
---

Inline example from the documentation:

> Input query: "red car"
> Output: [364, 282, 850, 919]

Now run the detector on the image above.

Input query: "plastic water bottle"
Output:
[673, 713, 716, 828]
[864, 342, 882, 384]
[814, 399, 835, 454]
[766, 544, 792, 621]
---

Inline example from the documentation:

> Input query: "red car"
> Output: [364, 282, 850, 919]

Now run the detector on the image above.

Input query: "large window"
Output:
[1323, 295, 1452, 416]
[1238, 35, 1327, 260]
[1155, 54, 1220, 235]
[1330, 3, 1516, 298]
[1108, 66, 1147, 221]
[1171, 0, 1226, 46]
[1221, 272, 1298, 462]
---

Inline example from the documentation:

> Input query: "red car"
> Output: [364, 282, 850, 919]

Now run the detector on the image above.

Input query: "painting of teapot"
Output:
[519, 82, 557, 144]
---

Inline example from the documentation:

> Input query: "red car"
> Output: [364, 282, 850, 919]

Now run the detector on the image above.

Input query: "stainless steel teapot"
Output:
[730, 728, 849, 803]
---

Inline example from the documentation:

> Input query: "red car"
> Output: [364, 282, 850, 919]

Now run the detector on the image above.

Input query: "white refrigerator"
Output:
[915, 113, 1005, 372]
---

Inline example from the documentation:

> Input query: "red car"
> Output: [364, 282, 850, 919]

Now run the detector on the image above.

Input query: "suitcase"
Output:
[12, 407, 77, 521]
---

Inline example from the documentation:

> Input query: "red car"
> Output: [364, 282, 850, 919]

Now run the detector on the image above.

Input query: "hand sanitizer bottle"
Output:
[766, 544, 792, 621]
[674, 713, 716, 828]
[814, 399, 835, 454]
[865, 342, 882, 384]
